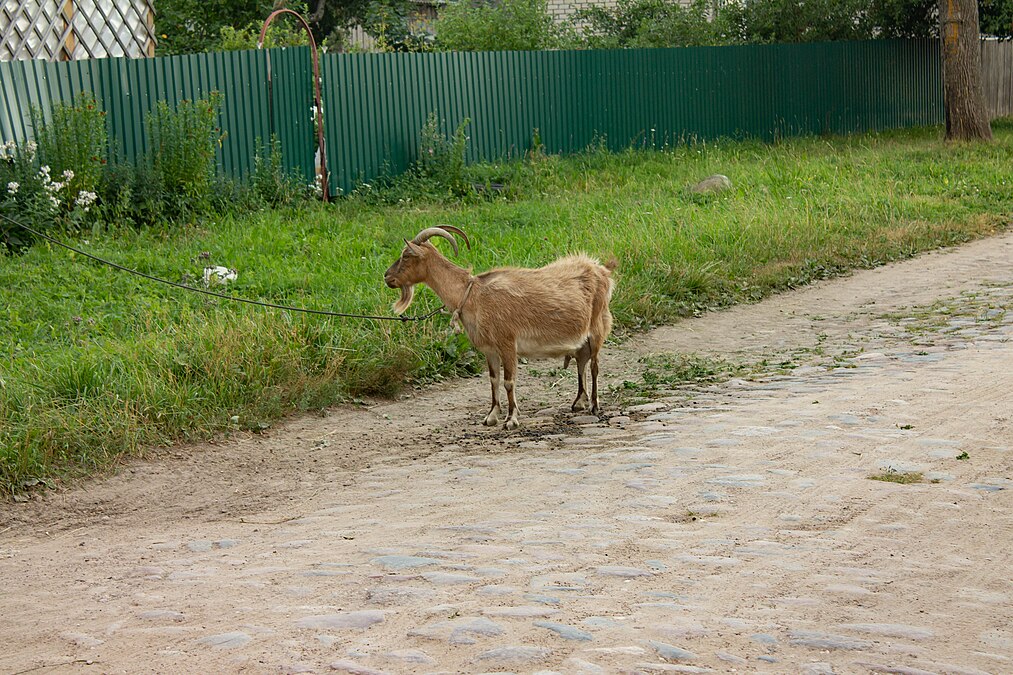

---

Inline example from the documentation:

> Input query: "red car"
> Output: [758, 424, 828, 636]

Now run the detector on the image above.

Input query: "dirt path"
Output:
[2, 234, 1011, 675]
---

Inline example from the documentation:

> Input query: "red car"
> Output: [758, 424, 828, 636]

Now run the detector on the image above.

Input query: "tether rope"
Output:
[0, 212, 442, 323]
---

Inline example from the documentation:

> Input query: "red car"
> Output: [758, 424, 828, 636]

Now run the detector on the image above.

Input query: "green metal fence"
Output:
[0, 47, 314, 180]
[322, 39, 942, 195]
[2, 39, 942, 198]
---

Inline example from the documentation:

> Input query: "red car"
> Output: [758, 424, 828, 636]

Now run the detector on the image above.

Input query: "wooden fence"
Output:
[981, 39, 1013, 119]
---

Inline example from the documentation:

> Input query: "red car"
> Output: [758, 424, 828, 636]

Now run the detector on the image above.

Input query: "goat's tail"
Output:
[603, 256, 619, 272]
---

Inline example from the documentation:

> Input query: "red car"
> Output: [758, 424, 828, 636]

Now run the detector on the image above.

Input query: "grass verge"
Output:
[2, 121, 1012, 494]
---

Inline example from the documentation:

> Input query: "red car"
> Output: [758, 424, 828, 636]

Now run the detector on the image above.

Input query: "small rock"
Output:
[483, 605, 560, 618]
[789, 630, 872, 650]
[382, 649, 434, 664]
[647, 640, 697, 661]
[421, 571, 481, 585]
[690, 174, 733, 194]
[476, 646, 552, 663]
[534, 620, 594, 641]
[329, 660, 389, 675]
[597, 565, 653, 578]
[139, 610, 185, 622]
[838, 623, 934, 640]
[198, 632, 251, 649]
[371, 555, 441, 570]
[295, 611, 385, 629]
[800, 664, 835, 675]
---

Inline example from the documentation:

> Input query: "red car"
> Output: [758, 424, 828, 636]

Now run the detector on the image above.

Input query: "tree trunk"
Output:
[940, 0, 993, 141]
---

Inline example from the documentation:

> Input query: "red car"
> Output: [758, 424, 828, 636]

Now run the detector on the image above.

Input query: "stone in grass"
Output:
[690, 174, 733, 195]
[648, 640, 697, 661]
[534, 620, 594, 641]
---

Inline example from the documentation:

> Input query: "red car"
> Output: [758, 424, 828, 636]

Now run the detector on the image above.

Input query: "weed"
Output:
[146, 92, 224, 216]
[616, 353, 743, 402]
[869, 469, 924, 484]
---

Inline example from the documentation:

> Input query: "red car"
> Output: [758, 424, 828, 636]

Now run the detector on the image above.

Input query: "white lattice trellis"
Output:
[1, 0, 156, 61]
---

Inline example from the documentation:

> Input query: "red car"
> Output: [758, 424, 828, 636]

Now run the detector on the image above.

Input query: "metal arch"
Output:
[258, 9, 330, 202]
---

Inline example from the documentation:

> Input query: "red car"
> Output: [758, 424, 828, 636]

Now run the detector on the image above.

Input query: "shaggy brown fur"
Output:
[385, 227, 616, 430]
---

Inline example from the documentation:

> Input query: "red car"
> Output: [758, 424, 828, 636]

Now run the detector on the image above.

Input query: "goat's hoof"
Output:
[483, 411, 501, 426]
[504, 418, 520, 431]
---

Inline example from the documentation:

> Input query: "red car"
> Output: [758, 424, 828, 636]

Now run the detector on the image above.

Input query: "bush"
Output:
[434, 0, 566, 51]
[1, 140, 98, 249]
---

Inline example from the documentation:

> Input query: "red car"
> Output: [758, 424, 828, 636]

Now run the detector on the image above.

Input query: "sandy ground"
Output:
[1, 234, 1011, 675]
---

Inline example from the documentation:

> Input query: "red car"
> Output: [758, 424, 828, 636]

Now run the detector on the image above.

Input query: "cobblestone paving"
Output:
[2, 269, 1011, 674]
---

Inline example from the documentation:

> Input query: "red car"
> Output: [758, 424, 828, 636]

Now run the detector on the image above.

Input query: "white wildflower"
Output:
[38, 165, 51, 178]
[46, 180, 64, 193]
[75, 190, 97, 209]
[62, 169, 74, 181]
[49, 195, 59, 209]
[6, 181, 18, 194]
[24, 140, 37, 159]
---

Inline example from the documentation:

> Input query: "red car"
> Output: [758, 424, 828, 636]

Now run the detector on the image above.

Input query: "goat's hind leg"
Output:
[502, 346, 521, 430]
[589, 335, 605, 414]
[570, 340, 591, 412]
[483, 353, 503, 426]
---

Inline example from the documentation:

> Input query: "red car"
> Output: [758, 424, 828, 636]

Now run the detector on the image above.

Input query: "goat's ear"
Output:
[403, 240, 423, 256]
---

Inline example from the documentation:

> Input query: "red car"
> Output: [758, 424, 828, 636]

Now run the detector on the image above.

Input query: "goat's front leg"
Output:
[502, 345, 520, 430]
[589, 338, 603, 414]
[483, 353, 503, 426]
[571, 340, 591, 412]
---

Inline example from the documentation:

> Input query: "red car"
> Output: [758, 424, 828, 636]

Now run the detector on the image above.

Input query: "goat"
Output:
[384, 226, 616, 430]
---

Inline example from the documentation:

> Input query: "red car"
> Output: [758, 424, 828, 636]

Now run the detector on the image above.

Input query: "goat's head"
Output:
[384, 225, 470, 314]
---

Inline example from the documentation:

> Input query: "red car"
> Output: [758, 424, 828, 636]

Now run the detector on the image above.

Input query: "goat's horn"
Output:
[412, 227, 460, 256]
[435, 224, 471, 251]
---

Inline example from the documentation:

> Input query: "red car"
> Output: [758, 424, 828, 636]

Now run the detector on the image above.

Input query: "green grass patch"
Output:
[615, 353, 745, 404]
[3, 121, 1013, 494]
[869, 470, 925, 485]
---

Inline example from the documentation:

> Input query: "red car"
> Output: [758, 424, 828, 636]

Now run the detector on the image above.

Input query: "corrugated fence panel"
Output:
[4, 39, 944, 196]
[0, 48, 284, 180]
[322, 39, 942, 196]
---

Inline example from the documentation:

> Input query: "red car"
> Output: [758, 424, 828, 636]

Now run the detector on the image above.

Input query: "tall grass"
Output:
[2, 122, 1011, 494]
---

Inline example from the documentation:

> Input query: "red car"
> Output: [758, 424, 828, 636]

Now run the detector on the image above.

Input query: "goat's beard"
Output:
[392, 284, 415, 315]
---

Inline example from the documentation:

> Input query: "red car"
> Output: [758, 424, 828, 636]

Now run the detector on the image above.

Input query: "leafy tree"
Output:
[573, 0, 721, 49]
[717, 0, 871, 44]
[155, 0, 277, 55]
[434, 0, 565, 51]
[980, 0, 1013, 36]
